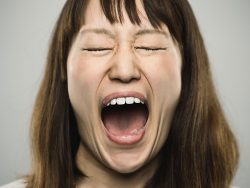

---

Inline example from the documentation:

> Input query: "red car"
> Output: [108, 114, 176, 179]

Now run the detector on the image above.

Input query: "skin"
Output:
[67, 0, 182, 187]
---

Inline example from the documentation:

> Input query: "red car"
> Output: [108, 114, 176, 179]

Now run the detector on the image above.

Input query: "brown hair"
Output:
[26, 0, 239, 187]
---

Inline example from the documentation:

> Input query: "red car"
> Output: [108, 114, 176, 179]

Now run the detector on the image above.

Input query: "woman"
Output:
[2, 0, 239, 187]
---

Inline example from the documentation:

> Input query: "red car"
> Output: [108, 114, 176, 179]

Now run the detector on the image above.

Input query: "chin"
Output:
[109, 158, 144, 174]
[103, 147, 150, 174]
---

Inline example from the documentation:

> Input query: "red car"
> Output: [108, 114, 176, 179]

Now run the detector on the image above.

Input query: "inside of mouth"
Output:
[101, 103, 149, 136]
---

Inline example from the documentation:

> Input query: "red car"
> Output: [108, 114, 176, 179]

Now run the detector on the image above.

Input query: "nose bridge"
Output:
[108, 45, 140, 82]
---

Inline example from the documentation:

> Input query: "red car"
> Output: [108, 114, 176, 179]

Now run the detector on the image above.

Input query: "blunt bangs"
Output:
[99, 0, 183, 44]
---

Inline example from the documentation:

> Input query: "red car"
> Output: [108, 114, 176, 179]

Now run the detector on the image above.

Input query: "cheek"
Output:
[160, 59, 181, 106]
[144, 54, 182, 97]
[67, 57, 101, 117]
[67, 56, 103, 98]
[68, 61, 95, 90]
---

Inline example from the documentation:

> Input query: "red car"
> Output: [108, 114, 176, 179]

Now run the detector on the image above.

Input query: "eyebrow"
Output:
[79, 28, 168, 39]
[80, 28, 115, 39]
[135, 29, 169, 38]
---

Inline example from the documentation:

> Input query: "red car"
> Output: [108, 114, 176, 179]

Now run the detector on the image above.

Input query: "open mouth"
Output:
[101, 96, 149, 145]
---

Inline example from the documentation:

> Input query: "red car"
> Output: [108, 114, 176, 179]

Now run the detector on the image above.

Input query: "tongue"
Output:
[102, 104, 147, 136]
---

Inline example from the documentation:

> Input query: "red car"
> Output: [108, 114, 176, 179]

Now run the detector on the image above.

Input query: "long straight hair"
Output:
[26, 0, 239, 187]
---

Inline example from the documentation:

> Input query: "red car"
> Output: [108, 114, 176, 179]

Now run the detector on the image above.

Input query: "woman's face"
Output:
[67, 0, 182, 173]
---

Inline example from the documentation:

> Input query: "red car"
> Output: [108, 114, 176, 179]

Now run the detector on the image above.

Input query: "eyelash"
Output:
[82, 47, 167, 52]
[134, 47, 167, 51]
[81, 48, 112, 52]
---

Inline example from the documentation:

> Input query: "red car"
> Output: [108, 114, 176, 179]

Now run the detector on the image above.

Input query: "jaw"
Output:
[75, 92, 171, 174]
[73, 88, 172, 174]
[93, 92, 164, 173]
[96, 100, 174, 174]
[76, 139, 160, 188]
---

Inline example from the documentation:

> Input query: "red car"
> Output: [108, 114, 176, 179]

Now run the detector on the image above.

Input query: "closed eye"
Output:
[134, 47, 167, 51]
[135, 46, 167, 56]
[81, 48, 113, 56]
[81, 48, 113, 52]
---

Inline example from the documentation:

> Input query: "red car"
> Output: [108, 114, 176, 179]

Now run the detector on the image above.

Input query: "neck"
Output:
[75, 143, 159, 188]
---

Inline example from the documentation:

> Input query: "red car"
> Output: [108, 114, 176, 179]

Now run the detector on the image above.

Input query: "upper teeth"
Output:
[106, 97, 144, 106]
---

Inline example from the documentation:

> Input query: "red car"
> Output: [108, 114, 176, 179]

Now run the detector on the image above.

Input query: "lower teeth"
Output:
[130, 127, 145, 135]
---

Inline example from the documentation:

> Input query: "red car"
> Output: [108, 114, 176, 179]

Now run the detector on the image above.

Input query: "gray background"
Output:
[0, 1, 249, 187]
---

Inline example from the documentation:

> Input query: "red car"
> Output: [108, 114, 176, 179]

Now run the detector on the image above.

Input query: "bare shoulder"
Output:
[0, 180, 26, 188]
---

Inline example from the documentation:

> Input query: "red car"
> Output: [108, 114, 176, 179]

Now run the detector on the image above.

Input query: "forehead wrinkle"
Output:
[79, 28, 116, 39]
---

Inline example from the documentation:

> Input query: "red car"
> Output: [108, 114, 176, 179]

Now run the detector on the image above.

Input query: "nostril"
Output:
[108, 69, 141, 83]
[108, 55, 141, 82]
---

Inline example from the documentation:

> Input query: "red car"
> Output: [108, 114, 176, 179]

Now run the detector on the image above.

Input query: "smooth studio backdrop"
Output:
[0, 1, 249, 187]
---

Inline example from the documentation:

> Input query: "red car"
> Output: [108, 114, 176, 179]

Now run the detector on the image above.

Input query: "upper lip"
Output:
[101, 91, 147, 108]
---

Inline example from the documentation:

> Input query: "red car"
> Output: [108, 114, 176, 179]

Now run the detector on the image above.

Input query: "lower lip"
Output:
[103, 126, 146, 145]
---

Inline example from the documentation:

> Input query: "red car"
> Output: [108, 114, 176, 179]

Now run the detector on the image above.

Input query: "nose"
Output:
[108, 48, 141, 83]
